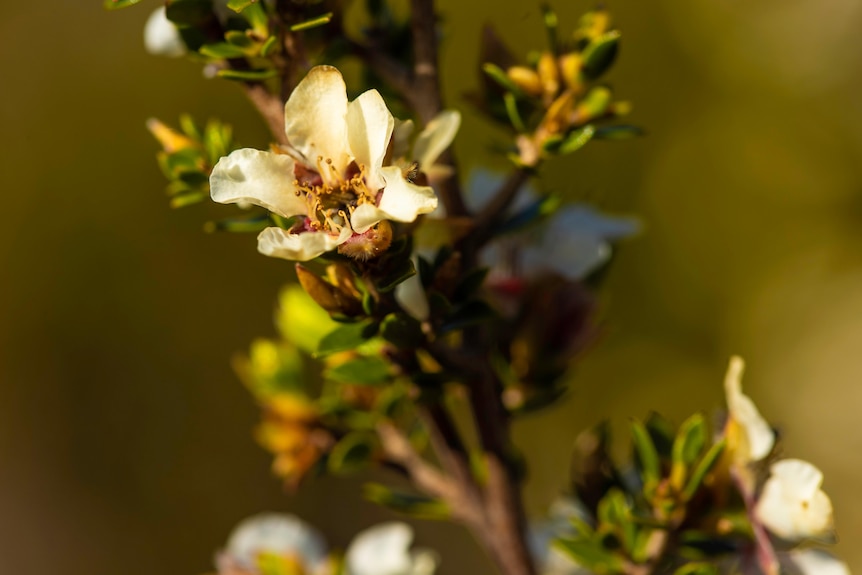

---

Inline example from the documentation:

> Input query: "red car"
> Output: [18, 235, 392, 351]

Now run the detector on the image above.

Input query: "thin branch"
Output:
[376, 421, 481, 525]
[463, 168, 531, 257]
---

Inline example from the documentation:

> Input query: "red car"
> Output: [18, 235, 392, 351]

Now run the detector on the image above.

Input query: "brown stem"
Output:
[377, 422, 482, 525]
[732, 468, 780, 575]
[462, 168, 531, 259]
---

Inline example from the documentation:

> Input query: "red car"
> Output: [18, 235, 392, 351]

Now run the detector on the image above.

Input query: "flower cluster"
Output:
[722, 356, 846, 573]
[215, 513, 437, 575]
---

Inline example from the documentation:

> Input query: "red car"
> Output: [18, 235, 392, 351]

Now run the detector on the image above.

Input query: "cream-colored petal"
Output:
[347, 89, 394, 191]
[395, 263, 429, 321]
[283, 66, 351, 175]
[224, 513, 328, 573]
[724, 356, 775, 462]
[210, 149, 306, 217]
[345, 522, 416, 575]
[257, 226, 350, 262]
[391, 118, 415, 161]
[755, 459, 835, 541]
[144, 7, 186, 57]
[781, 549, 850, 575]
[412, 110, 461, 169]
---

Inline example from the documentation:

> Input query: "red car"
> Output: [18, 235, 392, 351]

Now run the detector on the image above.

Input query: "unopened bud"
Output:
[506, 66, 543, 97]
[537, 52, 560, 99]
[295, 264, 342, 313]
[559, 53, 584, 93]
[147, 118, 196, 153]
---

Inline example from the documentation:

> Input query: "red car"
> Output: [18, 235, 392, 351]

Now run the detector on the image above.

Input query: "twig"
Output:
[376, 421, 481, 525]
[463, 168, 531, 257]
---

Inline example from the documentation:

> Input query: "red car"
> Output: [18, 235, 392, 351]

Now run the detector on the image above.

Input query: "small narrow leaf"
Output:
[103, 0, 143, 10]
[325, 356, 391, 386]
[682, 439, 726, 501]
[558, 125, 595, 154]
[482, 63, 527, 97]
[328, 431, 377, 474]
[364, 483, 450, 520]
[315, 322, 376, 357]
[290, 12, 334, 32]
[216, 68, 279, 81]
[582, 30, 621, 80]
[593, 125, 644, 140]
[226, 0, 255, 12]
[630, 419, 660, 491]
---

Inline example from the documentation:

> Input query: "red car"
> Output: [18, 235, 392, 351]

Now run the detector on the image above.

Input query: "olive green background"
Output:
[3, 1, 862, 573]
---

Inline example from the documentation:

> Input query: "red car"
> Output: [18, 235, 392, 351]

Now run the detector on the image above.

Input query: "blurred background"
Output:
[3, 0, 862, 573]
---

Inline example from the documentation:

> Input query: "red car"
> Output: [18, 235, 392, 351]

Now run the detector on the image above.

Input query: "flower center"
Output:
[293, 157, 377, 233]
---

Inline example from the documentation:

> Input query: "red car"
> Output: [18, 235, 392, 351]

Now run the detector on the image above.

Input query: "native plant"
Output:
[109, 1, 848, 573]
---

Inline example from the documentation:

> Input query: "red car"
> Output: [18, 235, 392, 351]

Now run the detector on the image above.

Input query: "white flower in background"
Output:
[390, 110, 461, 184]
[723, 356, 775, 464]
[345, 522, 438, 575]
[216, 513, 329, 575]
[755, 459, 835, 542]
[143, 7, 186, 58]
[210, 66, 441, 261]
[780, 549, 850, 575]
[515, 204, 639, 281]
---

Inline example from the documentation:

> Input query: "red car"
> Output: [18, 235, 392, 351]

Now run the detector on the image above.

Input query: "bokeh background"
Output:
[3, 0, 862, 573]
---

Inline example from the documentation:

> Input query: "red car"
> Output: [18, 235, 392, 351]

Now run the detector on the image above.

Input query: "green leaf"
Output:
[503, 92, 526, 132]
[554, 538, 627, 573]
[103, 0, 143, 10]
[673, 563, 719, 575]
[315, 321, 377, 357]
[682, 439, 726, 501]
[672, 414, 707, 468]
[200, 42, 248, 59]
[204, 214, 270, 234]
[277, 284, 338, 354]
[582, 30, 621, 80]
[216, 67, 279, 81]
[328, 431, 377, 474]
[325, 356, 391, 386]
[376, 258, 416, 293]
[260, 35, 279, 57]
[671, 413, 707, 492]
[169, 190, 208, 208]
[290, 12, 334, 32]
[364, 483, 450, 520]
[597, 489, 636, 554]
[226, 0, 255, 12]
[481, 63, 527, 98]
[558, 124, 595, 154]
[630, 419, 660, 493]
[593, 125, 644, 140]
[165, 0, 214, 27]
[241, 1, 269, 36]
[380, 313, 423, 349]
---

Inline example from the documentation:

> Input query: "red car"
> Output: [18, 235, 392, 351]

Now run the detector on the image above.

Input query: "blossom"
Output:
[779, 549, 850, 575]
[344, 522, 437, 575]
[143, 7, 186, 58]
[754, 459, 835, 541]
[210, 66, 442, 261]
[216, 513, 329, 575]
[723, 356, 775, 465]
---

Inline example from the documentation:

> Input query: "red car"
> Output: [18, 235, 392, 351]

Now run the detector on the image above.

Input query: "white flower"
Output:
[345, 522, 438, 575]
[755, 459, 835, 542]
[723, 356, 775, 464]
[391, 111, 461, 184]
[517, 204, 639, 280]
[216, 513, 329, 575]
[210, 66, 440, 261]
[143, 7, 186, 58]
[780, 549, 850, 575]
